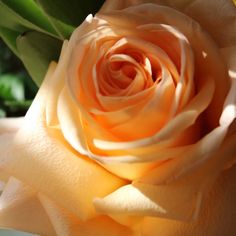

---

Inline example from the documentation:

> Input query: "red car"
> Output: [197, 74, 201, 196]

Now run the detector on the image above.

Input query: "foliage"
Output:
[0, 0, 105, 85]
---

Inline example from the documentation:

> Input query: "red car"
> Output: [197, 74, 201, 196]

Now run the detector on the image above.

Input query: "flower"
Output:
[0, 0, 236, 235]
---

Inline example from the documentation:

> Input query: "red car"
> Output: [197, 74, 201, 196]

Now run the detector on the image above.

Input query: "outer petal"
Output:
[0, 118, 24, 135]
[94, 131, 236, 221]
[220, 46, 236, 128]
[0, 62, 126, 221]
[94, 183, 202, 221]
[100, 0, 163, 12]
[38, 194, 136, 236]
[100, 0, 236, 47]
[0, 119, 23, 187]
[141, 164, 236, 236]
[0, 133, 15, 186]
[0, 178, 55, 236]
[173, 0, 236, 47]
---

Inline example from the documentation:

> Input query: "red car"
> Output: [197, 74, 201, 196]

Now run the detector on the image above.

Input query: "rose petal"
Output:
[45, 41, 69, 127]
[0, 133, 15, 179]
[141, 164, 236, 236]
[39, 194, 135, 236]
[93, 77, 214, 151]
[137, 126, 229, 184]
[98, 4, 229, 127]
[0, 118, 24, 135]
[220, 46, 236, 126]
[0, 64, 126, 221]
[94, 183, 202, 221]
[101, 0, 236, 47]
[0, 178, 55, 236]
[181, 0, 236, 47]
[94, 130, 236, 221]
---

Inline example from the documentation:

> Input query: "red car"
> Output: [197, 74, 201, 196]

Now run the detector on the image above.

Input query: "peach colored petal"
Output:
[94, 131, 236, 221]
[0, 118, 24, 135]
[140, 164, 236, 236]
[0, 133, 15, 182]
[0, 64, 126, 221]
[94, 182, 202, 221]
[58, 86, 89, 156]
[58, 84, 122, 156]
[179, 0, 236, 47]
[135, 55, 236, 183]
[101, 0, 236, 47]
[0, 115, 126, 221]
[100, 162, 156, 180]
[39, 194, 136, 236]
[106, 74, 175, 140]
[137, 126, 229, 185]
[81, 77, 213, 180]
[220, 46, 236, 126]
[100, 0, 163, 12]
[93, 77, 214, 151]
[0, 178, 55, 236]
[98, 4, 229, 127]
[67, 25, 118, 111]
[45, 41, 69, 127]
[108, 214, 143, 230]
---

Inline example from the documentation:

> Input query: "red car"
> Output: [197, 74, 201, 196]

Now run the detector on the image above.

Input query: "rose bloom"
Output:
[0, 0, 236, 235]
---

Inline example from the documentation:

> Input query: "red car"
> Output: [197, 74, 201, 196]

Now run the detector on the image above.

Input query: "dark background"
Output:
[0, 38, 37, 117]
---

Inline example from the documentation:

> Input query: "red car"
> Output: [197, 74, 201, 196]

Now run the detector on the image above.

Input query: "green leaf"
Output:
[0, 26, 19, 56]
[0, 1, 61, 40]
[45, 16, 74, 39]
[37, 0, 105, 26]
[0, 0, 74, 40]
[0, 0, 57, 35]
[0, 74, 25, 101]
[0, 1, 28, 32]
[17, 31, 62, 86]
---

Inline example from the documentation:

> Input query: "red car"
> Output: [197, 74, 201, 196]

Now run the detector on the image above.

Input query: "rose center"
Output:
[96, 40, 163, 97]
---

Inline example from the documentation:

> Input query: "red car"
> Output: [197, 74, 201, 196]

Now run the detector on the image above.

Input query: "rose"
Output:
[0, 1, 235, 235]
[0, 0, 236, 235]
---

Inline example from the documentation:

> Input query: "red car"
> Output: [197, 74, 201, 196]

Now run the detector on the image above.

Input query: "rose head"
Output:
[0, 1, 236, 235]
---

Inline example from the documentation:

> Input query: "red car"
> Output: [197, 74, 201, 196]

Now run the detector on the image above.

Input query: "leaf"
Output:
[17, 31, 62, 86]
[0, 1, 28, 32]
[0, 1, 60, 40]
[0, 74, 25, 101]
[0, 0, 57, 35]
[0, 26, 20, 56]
[0, 0, 74, 39]
[45, 16, 74, 39]
[37, 0, 105, 26]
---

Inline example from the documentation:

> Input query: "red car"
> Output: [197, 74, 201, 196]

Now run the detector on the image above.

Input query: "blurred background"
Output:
[0, 38, 37, 118]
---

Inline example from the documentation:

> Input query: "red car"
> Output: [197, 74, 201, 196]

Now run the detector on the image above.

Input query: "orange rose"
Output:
[0, 1, 236, 235]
